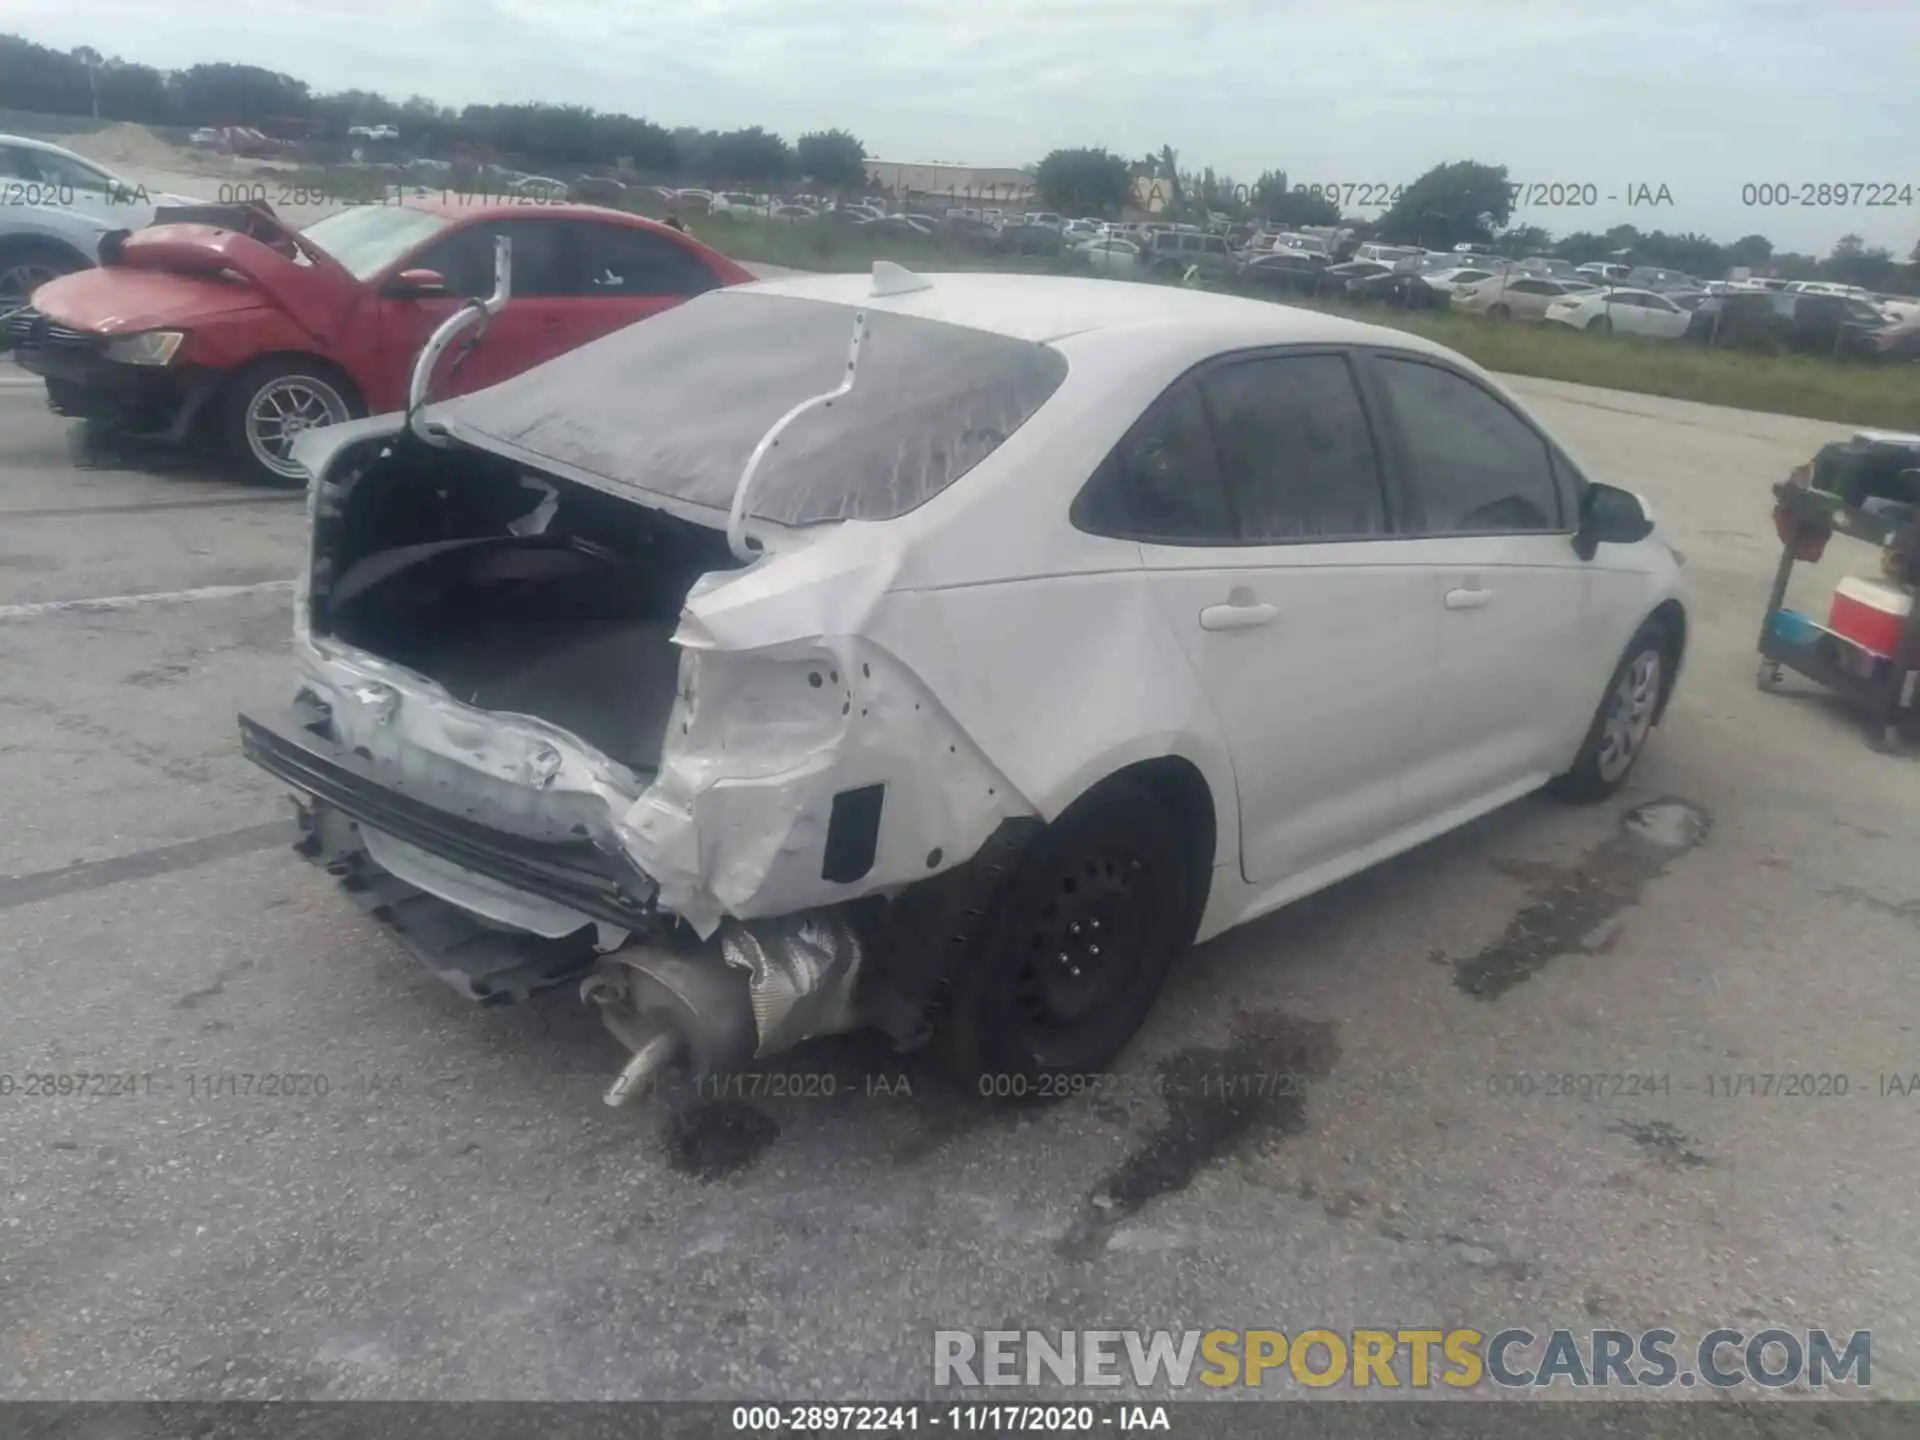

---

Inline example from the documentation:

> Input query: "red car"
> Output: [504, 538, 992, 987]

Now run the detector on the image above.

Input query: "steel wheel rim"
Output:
[1003, 848, 1153, 1063]
[245, 376, 348, 477]
[0, 261, 61, 319]
[1597, 649, 1661, 781]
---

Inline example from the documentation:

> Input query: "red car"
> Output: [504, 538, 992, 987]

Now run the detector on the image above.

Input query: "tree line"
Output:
[0, 33, 870, 185]
[1035, 149, 1919, 289]
[6, 31, 1914, 287]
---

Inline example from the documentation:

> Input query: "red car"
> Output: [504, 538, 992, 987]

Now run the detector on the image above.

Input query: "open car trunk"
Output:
[310, 437, 742, 776]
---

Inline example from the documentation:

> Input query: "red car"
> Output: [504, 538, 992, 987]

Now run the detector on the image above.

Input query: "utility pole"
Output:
[74, 47, 106, 119]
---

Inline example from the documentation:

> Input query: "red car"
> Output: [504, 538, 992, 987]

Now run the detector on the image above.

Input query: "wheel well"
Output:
[1110, 756, 1216, 938]
[1648, 599, 1687, 722]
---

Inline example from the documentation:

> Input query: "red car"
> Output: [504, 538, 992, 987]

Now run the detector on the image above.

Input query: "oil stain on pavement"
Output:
[1613, 1119, 1711, 1168]
[1059, 1010, 1339, 1259]
[1451, 797, 1712, 1000]
[663, 1100, 782, 1181]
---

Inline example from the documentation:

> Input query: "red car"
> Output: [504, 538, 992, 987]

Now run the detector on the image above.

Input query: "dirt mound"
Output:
[63, 122, 193, 171]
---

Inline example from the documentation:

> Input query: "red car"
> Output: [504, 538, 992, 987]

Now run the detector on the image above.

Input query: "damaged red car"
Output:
[2, 199, 754, 483]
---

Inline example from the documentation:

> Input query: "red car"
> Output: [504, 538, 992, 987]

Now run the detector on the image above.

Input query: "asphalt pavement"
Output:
[1, 361, 1918, 1404]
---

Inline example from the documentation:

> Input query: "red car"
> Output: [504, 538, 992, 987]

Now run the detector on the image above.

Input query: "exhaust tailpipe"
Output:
[583, 950, 758, 1108]
[583, 909, 865, 1108]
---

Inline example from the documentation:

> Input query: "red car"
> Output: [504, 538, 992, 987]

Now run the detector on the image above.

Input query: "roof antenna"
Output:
[871, 260, 931, 296]
[726, 309, 868, 562]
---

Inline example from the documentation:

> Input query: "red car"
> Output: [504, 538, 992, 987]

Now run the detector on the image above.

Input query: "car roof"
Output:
[737, 270, 1467, 358]
[0, 133, 99, 161]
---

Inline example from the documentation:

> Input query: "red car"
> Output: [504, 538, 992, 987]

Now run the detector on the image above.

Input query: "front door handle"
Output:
[1444, 587, 1492, 611]
[1199, 601, 1278, 631]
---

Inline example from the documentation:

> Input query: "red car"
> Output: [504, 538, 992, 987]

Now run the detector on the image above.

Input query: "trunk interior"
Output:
[311, 437, 742, 775]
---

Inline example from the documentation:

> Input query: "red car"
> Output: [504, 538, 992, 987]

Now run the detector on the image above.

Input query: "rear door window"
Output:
[1198, 354, 1390, 541]
[572, 221, 721, 296]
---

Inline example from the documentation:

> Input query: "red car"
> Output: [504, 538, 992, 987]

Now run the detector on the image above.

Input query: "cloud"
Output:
[8, 0, 1918, 251]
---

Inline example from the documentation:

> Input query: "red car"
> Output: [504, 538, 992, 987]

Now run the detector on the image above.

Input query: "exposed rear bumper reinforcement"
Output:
[238, 706, 658, 932]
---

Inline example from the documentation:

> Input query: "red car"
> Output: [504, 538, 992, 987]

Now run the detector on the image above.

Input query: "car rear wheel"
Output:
[0, 240, 85, 320]
[1550, 621, 1668, 803]
[222, 358, 361, 486]
[1587, 315, 1613, 334]
[1488, 303, 1512, 321]
[933, 778, 1193, 1091]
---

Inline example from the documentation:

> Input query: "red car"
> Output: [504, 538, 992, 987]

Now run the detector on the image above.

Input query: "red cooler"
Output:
[1828, 576, 1913, 658]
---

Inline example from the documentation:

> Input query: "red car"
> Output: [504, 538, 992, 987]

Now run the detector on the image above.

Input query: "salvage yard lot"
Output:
[696, 216, 1920, 432]
[3, 374, 1920, 1401]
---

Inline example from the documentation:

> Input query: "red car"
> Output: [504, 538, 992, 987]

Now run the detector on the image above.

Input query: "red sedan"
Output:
[4, 199, 755, 482]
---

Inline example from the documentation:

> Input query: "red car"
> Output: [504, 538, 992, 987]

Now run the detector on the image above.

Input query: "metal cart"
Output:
[1756, 468, 1920, 752]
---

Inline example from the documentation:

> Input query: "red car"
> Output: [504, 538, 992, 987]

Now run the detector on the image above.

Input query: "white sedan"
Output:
[708, 192, 766, 219]
[1454, 275, 1593, 322]
[249, 269, 1688, 1103]
[1419, 266, 1500, 299]
[1544, 286, 1693, 339]
[1074, 236, 1141, 273]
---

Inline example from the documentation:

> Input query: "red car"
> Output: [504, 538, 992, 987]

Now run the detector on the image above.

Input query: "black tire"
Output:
[1488, 303, 1512, 321]
[0, 238, 88, 316]
[933, 778, 1193, 1091]
[220, 356, 362, 486]
[1550, 620, 1670, 803]
[1587, 315, 1613, 334]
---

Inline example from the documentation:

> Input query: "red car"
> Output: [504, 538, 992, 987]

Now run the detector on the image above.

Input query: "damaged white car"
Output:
[240, 256, 1688, 1106]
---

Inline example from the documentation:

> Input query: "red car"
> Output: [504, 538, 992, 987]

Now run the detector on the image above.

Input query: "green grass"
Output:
[691, 212, 1083, 276]
[698, 217, 1920, 431]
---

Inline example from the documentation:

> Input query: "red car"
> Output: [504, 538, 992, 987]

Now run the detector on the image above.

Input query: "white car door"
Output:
[1506, 278, 1566, 321]
[1078, 352, 1438, 885]
[1609, 291, 1690, 339]
[1635, 291, 1691, 339]
[1359, 352, 1600, 823]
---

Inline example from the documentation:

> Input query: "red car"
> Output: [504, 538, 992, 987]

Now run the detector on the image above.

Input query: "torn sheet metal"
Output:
[290, 423, 1039, 944]
[718, 908, 864, 1057]
[617, 629, 1032, 937]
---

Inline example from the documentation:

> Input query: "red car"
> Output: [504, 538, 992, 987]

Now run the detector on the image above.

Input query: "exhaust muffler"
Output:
[583, 909, 866, 1108]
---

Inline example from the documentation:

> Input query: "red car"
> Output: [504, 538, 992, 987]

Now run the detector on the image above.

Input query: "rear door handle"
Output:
[1199, 601, 1278, 631]
[1445, 587, 1492, 610]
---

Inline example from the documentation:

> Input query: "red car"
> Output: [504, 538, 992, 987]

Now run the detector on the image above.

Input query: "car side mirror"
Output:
[384, 268, 449, 299]
[1574, 482, 1654, 559]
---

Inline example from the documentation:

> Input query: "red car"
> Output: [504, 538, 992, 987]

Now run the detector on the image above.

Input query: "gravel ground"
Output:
[0, 356, 1917, 1411]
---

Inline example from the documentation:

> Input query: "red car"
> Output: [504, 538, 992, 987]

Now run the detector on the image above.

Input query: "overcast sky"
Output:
[10, 0, 1918, 254]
